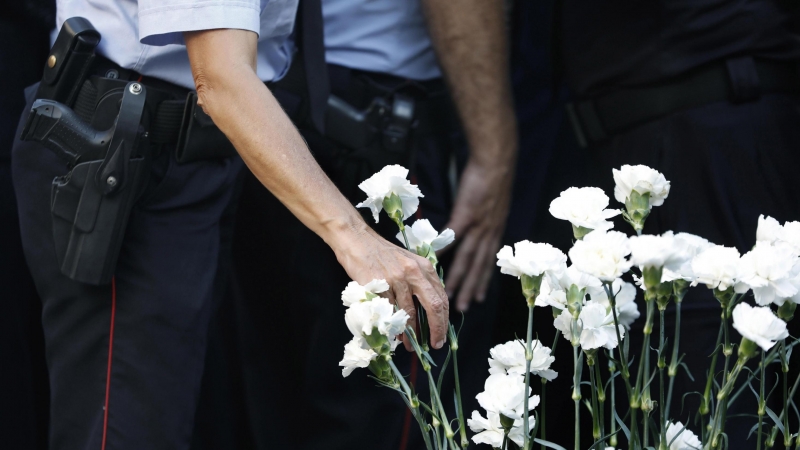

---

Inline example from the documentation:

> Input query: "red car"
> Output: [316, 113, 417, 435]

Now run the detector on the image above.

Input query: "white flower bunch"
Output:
[356, 165, 423, 223]
[488, 339, 558, 381]
[734, 241, 799, 306]
[664, 421, 702, 450]
[731, 303, 789, 351]
[554, 302, 625, 350]
[339, 279, 409, 378]
[568, 230, 633, 282]
[549, 187, 621, 238]
[690, 245, 741, 291]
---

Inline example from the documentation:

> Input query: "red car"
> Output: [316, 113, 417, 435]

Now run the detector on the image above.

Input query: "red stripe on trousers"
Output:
[101, 277, 117, 450]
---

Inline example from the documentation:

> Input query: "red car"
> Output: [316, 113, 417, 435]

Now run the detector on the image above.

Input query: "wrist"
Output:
[320, 211, 371, 255]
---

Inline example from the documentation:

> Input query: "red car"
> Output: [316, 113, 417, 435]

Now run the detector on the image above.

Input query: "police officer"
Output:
[226, 0, 518, 448]
[11, 1, 451, 449]
[555, 0, 800, 446]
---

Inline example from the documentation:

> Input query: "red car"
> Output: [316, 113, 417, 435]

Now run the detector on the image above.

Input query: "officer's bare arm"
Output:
[422, 0, 518, 310]
[183, 29, 449, 349]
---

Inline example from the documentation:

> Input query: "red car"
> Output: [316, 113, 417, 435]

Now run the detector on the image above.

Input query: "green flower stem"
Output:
[709, 356, 747, 449]
[609, 357, 618, 448]
[758, 350, 766, 450]
[390, 360, 434, 450]
[768, 369, 800, 448]
[523, 301, 535, 450]
[573, 345, 582, 450]
[658, 308, 668, 450]
[603, 283, 638, 449]
[450, 327, 469, 448]
[700, 322, 724, 418]
[780, 339, 792, 448]
[540, 330, 560, 450]
[426, 369, 457, 448]
[665, 299, 682, 419]
[595, 360, 606, 446]
[400, 226, 411, 250]
[588, 356, 602, 443]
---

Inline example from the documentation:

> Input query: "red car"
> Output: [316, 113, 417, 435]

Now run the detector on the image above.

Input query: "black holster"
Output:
[22, 18, 150, 285]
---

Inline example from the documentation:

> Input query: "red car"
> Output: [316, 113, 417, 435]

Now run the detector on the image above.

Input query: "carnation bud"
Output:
[672, 279, 689, 302]
[521, 273, 544, 306]
[382, 193, 404, 226]
[572, 224, 594, 240]
[777, 302, 797, 323]
[622, 190, 651, 234]
[738, 337, 758, 361]
[642, 266, 663, 291]
[498, 413, 515, 431]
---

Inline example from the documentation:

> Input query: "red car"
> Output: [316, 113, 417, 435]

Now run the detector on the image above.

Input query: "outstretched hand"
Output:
[443, 160, 513, 311]
[333, 224, 450, 351]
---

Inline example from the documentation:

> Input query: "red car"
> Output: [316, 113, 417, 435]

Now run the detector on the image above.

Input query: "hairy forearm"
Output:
[421, 0, 517, 168]
[185, 30, 366, 249]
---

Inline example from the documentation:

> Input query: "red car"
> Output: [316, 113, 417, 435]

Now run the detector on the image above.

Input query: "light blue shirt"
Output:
[55, 0, 298, 89]
[322, 0, 441, 80]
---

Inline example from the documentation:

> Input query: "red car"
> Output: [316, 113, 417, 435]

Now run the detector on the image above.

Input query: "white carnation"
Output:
[497, 241, 567, 278]
[690, 245, 741, 291]
[593, 278, 640, 328]
[554, 302, 625, 350]
[356, 165, 423, 223]
[339, 337, 378, 377]
[395, 218, 455, 254]
[475, 373, 540, 421]
[664, 421, 702, 450]
[734, 241, 799, 306]
[568, 230, 633, 282]
[488, 339, 558, 381]
[548, 187, 621, 231]
[613, 164, 670, 207]
[757, 215, 800, 255]
[534, 277, 568, 309]
[732, 303, 789, 351]
[341, 279, 390, 307]
[468, 410, 533, 448]
[345, 297, 410, 339]
[661, 233, 713, 282]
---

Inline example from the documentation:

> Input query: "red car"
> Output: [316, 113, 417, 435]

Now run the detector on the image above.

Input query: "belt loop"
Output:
[726, 56, 760, 103]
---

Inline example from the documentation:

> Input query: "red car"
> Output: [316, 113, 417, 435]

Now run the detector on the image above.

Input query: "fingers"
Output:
[405, 257, 449, 349]
[456, 233, 493, 311]
[392, 280, 417, 352]
[444, 230, 479, 297]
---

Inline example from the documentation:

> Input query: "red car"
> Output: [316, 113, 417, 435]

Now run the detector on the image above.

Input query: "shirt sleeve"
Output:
[138, 0, 262, 46]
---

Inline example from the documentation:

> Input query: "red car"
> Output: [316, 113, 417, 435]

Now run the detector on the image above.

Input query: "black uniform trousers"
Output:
[227, 67, 497, 450]
[589, 89, 800, 445]
[12, 84, 245, 450]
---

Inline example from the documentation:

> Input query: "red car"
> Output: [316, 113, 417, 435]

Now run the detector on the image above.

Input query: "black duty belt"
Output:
[71, 55, 241, 163]
[566, 56, 800, 147]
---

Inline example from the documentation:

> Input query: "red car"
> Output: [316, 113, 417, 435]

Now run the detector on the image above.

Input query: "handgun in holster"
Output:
[20, 17, 150, 286]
